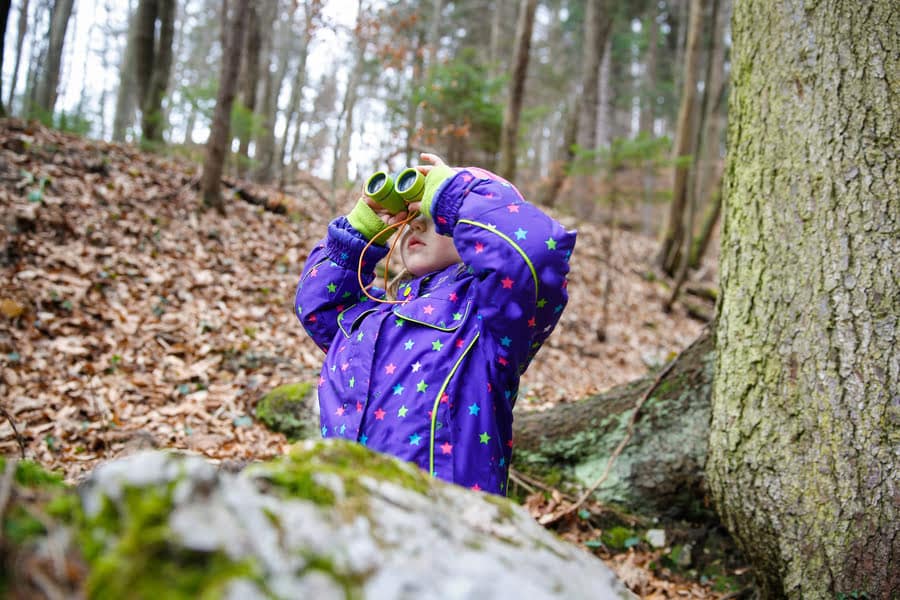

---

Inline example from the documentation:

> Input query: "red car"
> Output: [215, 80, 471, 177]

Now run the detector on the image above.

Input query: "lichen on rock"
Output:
[254, 381, 318, 440]
[3, 441, 635, 599]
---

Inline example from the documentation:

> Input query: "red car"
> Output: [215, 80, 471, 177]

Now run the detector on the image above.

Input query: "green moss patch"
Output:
[254, 440, 432, 505]
[255, 381, 317, 440]
[80, 480, 261, 599]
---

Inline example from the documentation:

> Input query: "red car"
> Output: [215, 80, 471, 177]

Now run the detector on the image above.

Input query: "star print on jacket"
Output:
[294, 167, 576, 496]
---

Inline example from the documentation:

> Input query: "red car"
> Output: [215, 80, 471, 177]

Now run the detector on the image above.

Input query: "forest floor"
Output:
[0, 120, 738, 598]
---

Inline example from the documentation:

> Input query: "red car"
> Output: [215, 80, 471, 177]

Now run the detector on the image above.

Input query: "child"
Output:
[294, 153, 576, 495]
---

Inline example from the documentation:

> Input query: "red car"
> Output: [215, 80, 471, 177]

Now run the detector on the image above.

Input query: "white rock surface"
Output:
[81, 442, 635, 600]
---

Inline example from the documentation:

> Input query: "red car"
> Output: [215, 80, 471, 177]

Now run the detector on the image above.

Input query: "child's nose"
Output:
[409, 216, 427, 232]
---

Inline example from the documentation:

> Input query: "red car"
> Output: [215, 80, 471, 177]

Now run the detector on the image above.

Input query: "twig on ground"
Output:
[0, 405, 26, 459]
[540, 326, 710, 525]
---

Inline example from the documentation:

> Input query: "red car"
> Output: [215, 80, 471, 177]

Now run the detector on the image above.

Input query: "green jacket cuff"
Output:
[347, 199, 391, 245]
[420, 165, 455, 221]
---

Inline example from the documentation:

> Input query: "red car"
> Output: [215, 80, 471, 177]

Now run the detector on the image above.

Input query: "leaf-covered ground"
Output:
[1, 120, 731, 597]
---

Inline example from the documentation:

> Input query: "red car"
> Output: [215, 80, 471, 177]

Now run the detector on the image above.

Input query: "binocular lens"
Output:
[367, 173, 387, 194]
[396, 170, 418, 193]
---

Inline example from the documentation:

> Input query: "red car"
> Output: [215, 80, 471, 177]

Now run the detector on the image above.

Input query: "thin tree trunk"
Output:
[112, 5, 138, 141]
[578, 0, 612, 151]
[657, 0, 704, 276]
[536, 95, 578, 207]
[692, 0, 729, 217]
[236, 3, 262, 176]
[277, 29, 313, 185]
[22, 0, 47, 114]
[254, 2, 293, 183]
[140, 0, 175, 144]
[331, 52, 363, 192]
[201, 0, 250, 212]
[0, 0, 10, 116]
[5, 0, 27, 112]
[708, 0, 899, 595]
[498, 0, 537, 181]
[132, 0, 157, 116]
[639, 8, 659, 235]
[689, 172, 722, 268]
[33, 0, 74, 117]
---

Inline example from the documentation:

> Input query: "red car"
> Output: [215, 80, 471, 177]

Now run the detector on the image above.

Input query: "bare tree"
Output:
[132, 0, 176, 144]
[200, 0, 249, 212]
[236, 2, 262, 175]
[0, 0, 10, 116]
[33, 0, 74, 117]
[5, 0, 28, 112]
[657, 0, 704, 275]
[498, 0, 538, 181]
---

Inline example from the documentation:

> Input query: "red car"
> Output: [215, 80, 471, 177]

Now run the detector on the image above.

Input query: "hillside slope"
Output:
[0, 119, 711, 479]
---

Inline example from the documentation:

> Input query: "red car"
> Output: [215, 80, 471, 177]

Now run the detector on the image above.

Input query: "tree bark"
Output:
[578, 0, 613, 152]
[657, 0, 704, 276]
[140, 0, 175, 144]
[132, 0, 157, 116]
[536, 94, 578, 207]
[5, 0, 28, 112]
[112, 5, 139, 142]
[514, 328, 715, 519]
[498, 0, 537, 181]
[236, 2, 262, 176]
[254, 1, 292, 184]
[707, 1, 899, 596]
[200, 0, 249, 212]
[0, 0, 10, 116]
[33, 0, 74, 117]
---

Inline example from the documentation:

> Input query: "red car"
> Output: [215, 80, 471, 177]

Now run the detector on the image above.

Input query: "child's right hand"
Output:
[362, 195, 412, 227]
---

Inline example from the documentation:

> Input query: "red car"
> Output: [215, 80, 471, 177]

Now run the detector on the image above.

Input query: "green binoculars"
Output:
[364, 168, 425, 214]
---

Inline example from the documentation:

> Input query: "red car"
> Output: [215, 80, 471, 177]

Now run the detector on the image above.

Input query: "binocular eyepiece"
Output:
[365, 168, 425, 214]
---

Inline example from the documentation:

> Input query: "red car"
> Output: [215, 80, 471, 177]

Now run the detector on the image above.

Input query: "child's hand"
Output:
[362, 195, 411, 227]
[415, 152, 448, 175]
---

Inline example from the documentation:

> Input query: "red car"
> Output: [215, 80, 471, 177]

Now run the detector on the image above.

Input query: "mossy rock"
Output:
[254, 381, 317, 440]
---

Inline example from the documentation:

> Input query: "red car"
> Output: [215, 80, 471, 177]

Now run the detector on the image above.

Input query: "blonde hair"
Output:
[385, 268, 413, 301]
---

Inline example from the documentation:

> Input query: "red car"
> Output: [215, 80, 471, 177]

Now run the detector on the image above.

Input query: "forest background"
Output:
[1, 0, 896, 598]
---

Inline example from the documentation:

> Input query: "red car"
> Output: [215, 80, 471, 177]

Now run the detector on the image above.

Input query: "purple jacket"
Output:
[294, 169, 576, 495]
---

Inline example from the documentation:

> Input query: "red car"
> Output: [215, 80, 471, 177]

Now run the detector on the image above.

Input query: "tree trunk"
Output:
[498, 0, 537, 181]
[657, 0, 704, 276]
[6, 0, 28, 112]
[140, 0, 175, 144]
[200, 0, 249, 212]
[236, 2, 261, 176]
[639, 8, 660, 236]
[536, 94, 578, 207]
[277, 2, 316, 187]
[0, 0, 10, 116]
[514, 328, 715, 519]
[688, 172, 722, 269]
[112, 5, 139, 142]
[578, 0, 613, 152]
[692, 0, 728, 221]
[254, 1, 292, 184]
[33, 0, 74, 117]
[331, 53, 362, 192]
[132, 0, 157, 117]
[707, 1, 899, 596]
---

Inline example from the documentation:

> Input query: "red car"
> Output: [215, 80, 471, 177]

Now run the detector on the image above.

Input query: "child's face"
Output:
[400, 214, 461, 277]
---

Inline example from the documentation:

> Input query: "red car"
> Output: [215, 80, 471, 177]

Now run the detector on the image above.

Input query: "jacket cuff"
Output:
[346, 199, 391, 244]
[419, 165, 455, 221]
[429, 170, 470, 237]
[326, 217, 390, 270]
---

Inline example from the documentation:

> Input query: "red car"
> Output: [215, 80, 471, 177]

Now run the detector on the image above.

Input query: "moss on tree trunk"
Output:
[707, 1, 899, 597]
[514, 329, 715, 519]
